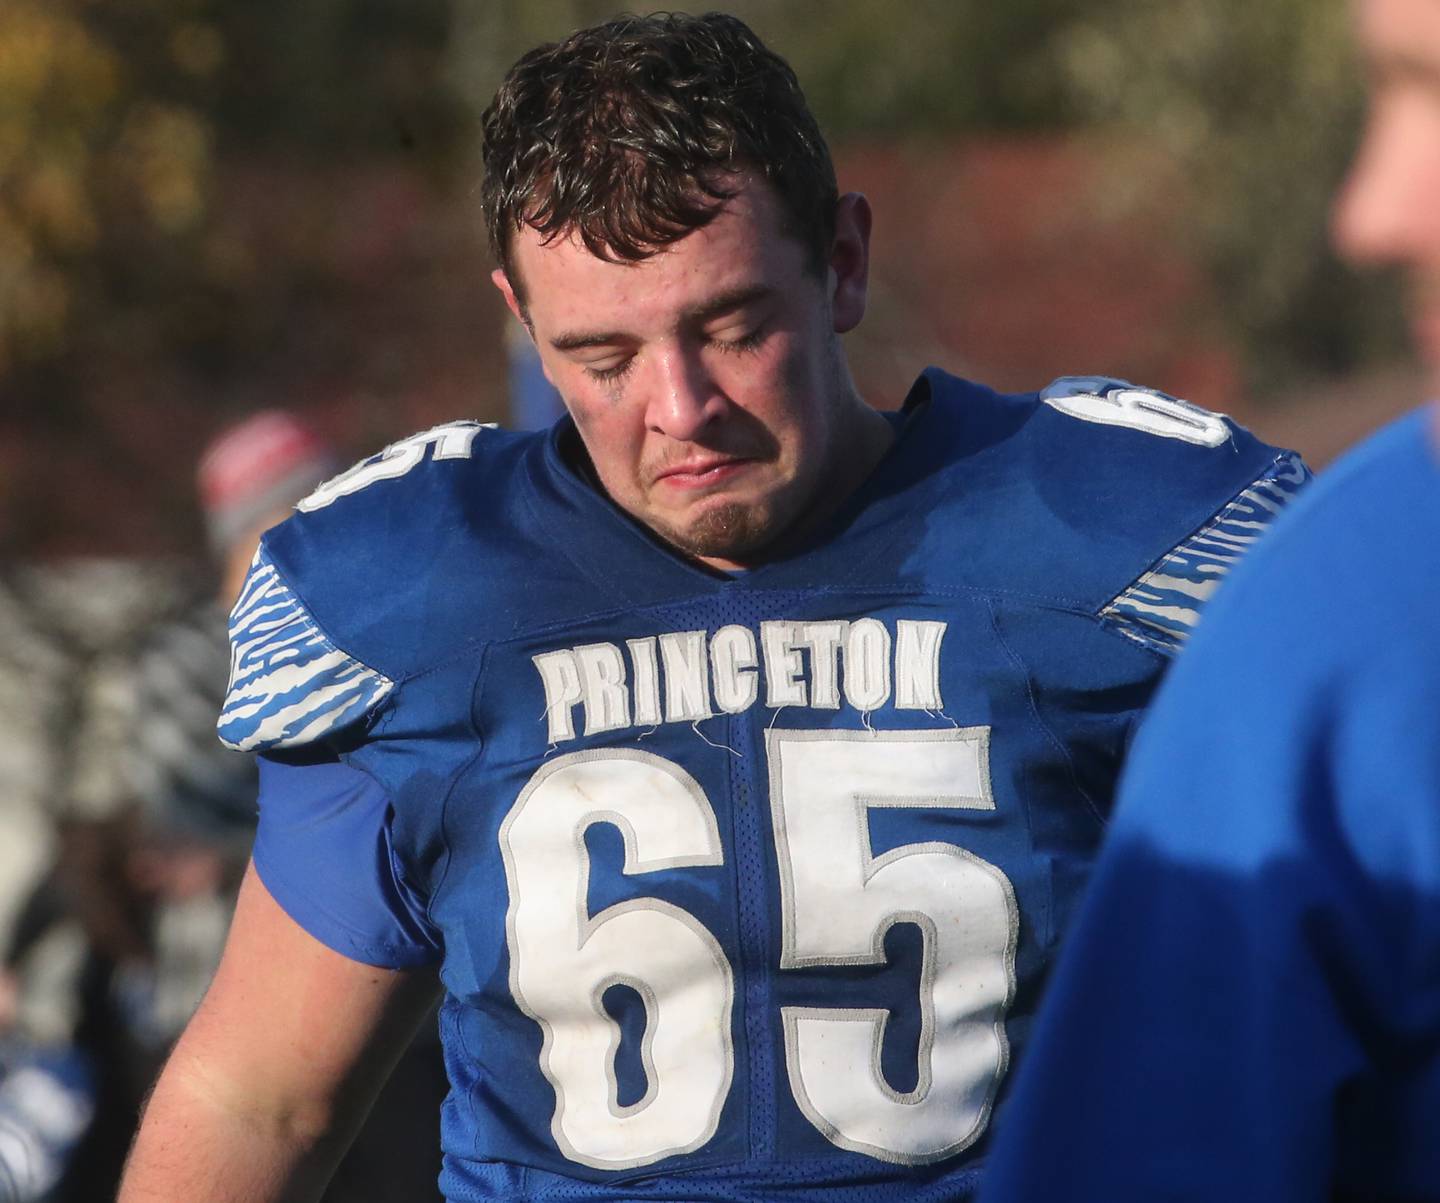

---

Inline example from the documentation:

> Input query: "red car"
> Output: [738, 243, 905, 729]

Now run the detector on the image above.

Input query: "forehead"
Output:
[509, 177, 807, 326]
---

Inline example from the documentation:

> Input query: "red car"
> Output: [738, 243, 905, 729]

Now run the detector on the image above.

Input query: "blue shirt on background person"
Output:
[980, 406, 1440, 1202]
[982, 0, 1440, 1193]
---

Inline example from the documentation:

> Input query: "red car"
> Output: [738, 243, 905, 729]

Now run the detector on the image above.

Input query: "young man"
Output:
[979, 2, 1440, 1199]
[117, 13, 1305, 1202]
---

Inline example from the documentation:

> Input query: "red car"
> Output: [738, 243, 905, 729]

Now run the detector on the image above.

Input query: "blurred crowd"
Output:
[0, 413, 448, 1202]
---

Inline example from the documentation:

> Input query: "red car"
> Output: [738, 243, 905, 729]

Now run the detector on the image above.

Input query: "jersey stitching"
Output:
[428, 643, 493, 938]
[496, 585, 1104, 651]
[985, 596, 1107, 829]
[517, 450, 654, 613]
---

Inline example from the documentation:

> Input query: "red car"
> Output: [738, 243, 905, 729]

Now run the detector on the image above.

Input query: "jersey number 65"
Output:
[499, 727, 1018, 1171]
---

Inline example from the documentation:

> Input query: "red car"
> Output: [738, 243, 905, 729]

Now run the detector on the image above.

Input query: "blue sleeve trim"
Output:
[219, 545, 395, 752]
[1101, 451, 1312, 656]
[253, 752, 442, 969]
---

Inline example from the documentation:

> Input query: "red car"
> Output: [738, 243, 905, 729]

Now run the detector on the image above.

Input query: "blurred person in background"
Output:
[0, 418, 339, 1200]
[0, 576, 91, 1203]
[126, 410, 446, 1202]
[979, 1, 1440, 1199]
[120, 13, 1307, 1203]
[0, 560, 198, 1200]
[1, 413, 445, 1201]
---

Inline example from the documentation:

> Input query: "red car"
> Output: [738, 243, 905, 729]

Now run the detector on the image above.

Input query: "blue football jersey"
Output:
[980, 407, 1440, 1203]
[220, 370, 1306, 1202]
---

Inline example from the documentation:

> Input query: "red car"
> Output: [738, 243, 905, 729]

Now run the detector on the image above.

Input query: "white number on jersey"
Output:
[499, 729, 1017, 1169]
[499, 751, 734, 1171]
[1042, 386, 1231, 447]
[297, 421, 492, 512]
[769, 727, 1015, 1163]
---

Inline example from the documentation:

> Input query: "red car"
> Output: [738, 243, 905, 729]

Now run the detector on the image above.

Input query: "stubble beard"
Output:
[656, 497, 777, 564]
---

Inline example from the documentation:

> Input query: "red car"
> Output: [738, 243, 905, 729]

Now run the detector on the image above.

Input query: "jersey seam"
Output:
[518, 449, 654, 613]
[491, 584, 1107, 651]
[225, 547, 399, 750]
[985, 595, 1108, 829]
[428, 642, 493, 936]
[257, 544, 388, 681]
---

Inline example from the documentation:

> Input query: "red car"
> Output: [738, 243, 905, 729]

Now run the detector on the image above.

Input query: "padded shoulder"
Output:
[219, 546, 395, 752]
[1037, 376, 1237, 448]
[219, 420, 541, 751]
[913, 370, 1311, 653]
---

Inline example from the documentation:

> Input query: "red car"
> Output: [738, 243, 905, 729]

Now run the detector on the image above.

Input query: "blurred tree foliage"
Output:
[0, 0, 1403, 402]
[0, 0, 463, 386]
[1042, 0, 1405, 391]
[447, 0, 1094, 135]
[451, 0, 1402, 394]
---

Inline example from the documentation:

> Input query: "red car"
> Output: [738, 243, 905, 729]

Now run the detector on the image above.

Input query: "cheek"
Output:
[732, 332, 825, 427]
[569, 402, 645, 489]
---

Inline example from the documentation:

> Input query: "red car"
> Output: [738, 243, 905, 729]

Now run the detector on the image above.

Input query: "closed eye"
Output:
[708, 325, 767, 355]
[583, 356, 635, 383]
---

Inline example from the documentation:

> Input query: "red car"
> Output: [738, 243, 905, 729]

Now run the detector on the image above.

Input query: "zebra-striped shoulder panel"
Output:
[1101, 451, 1311, 656]
[219, 548, 394, 752]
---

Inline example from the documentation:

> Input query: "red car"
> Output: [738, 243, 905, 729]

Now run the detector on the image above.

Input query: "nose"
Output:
[1332, 102, 1440, 269]
[645, 345, 727, 442]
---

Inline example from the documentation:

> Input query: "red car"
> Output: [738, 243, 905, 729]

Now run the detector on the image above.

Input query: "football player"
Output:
[980, 1, 1440, 1199]
[118, 13, 1307, 1202]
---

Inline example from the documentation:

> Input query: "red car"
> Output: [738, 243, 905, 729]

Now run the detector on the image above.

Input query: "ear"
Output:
[491, 267, 528, 329]
[828, 192, 872, 335]
[492, 267, 558, 389]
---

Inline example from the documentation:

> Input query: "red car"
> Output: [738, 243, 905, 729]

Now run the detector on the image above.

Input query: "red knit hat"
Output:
[196, 411, 337, 553]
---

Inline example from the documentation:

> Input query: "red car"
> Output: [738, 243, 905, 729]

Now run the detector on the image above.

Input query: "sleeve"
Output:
[1097, 445, 1311, 656]
[980, 425, 1440, 1202]
[253, 750, 442, 969]
[218, 543, 395, 753]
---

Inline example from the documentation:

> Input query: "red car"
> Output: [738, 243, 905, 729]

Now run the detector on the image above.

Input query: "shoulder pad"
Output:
[217, 419, 548, 750]
[1100, 448, 1310, 655]
[1035, 377, 1313, 653]
[910, 371, 1312, 652]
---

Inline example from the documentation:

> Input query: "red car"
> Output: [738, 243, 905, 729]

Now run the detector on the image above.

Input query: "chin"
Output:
[665, 500, 780, 563]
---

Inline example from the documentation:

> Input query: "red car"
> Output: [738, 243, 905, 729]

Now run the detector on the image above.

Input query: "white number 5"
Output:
[769, 728, 1016, 1163]
[499, 728, 1017, 1170]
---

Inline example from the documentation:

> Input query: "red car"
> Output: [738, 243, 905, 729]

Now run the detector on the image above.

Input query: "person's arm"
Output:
[118, 861, 441, 1203]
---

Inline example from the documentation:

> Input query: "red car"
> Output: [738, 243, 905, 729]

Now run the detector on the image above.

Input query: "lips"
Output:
[653, 457, 753, 489]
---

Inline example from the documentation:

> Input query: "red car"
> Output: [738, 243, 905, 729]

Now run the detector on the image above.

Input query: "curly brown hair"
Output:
[480, 11, 838, 291]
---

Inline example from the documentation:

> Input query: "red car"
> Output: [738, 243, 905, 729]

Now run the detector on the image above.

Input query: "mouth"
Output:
[653, 456, 755, 491]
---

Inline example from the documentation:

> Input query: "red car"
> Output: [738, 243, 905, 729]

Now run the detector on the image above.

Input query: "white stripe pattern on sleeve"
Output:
[218, 548, 394, 752]
[1100, 452, 1311, 656]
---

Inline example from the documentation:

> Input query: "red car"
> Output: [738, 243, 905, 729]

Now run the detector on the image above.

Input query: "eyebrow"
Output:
[547, 284, 777, 353]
